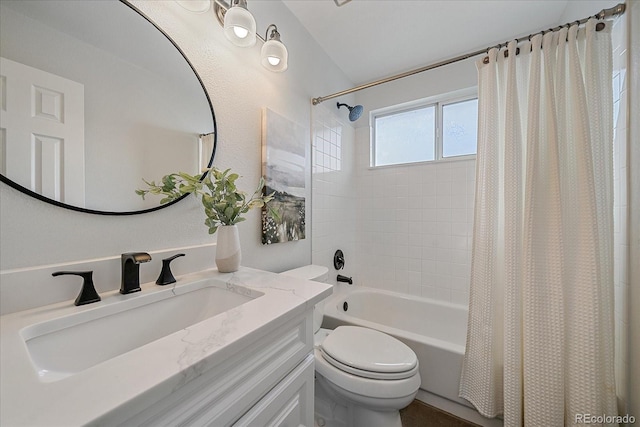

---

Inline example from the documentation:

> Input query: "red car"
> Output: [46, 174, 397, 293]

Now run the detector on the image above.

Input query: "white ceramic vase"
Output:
[215, 225, 241, 273]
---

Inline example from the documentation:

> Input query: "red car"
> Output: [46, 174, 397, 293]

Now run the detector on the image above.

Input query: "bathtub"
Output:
[321, 286, 470, 407]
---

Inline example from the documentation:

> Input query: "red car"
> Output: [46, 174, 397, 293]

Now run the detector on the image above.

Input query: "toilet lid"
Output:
[320, 326, 418, 379]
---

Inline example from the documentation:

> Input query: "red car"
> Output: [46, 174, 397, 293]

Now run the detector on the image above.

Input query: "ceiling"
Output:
[281, 0, 615, 85]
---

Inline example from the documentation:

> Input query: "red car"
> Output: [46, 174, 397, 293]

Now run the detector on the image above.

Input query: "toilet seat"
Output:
[320, 349, 419, 380]
[319, 326, 418, 380]
[314, 348, 421, 400]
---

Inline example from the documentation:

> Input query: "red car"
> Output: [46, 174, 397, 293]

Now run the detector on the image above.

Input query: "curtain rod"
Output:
[311, 3, 626, 106]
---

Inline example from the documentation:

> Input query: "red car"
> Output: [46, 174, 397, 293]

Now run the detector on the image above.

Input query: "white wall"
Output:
[558, 0, 621, 23]
[0, 0, 353, 311]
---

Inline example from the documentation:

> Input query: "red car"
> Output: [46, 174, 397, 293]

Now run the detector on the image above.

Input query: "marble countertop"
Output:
[0, 267, 332, 426]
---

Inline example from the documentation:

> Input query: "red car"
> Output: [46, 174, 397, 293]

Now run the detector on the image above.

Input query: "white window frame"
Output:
[370, 87, 478, 168]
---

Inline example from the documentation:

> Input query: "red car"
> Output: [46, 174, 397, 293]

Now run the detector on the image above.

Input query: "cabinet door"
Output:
[234, 354, 314, 427]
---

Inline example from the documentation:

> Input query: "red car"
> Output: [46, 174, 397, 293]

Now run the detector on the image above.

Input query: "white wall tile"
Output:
[610, 13, 629, 414]
[348, 71, 625, 328]
[451, 289, 470, 306]
[311, 104, 357, 287]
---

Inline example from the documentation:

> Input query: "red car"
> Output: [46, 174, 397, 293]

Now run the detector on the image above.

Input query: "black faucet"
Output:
[121, 252, 151, 294]
[337, 274, 353, 285]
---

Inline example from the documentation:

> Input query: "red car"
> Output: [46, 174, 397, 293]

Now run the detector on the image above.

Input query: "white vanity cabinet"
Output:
[1, 268, 331, 427]
[120, 311, 315, 427]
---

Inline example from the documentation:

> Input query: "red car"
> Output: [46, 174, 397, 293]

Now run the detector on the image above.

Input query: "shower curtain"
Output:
[459, 20, 617, 426]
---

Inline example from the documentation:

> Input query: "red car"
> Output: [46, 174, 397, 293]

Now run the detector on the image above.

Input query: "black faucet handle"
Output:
[52, 271, 101, 306]
[156, 253, 185, 286]
[334, 250, 345, 270]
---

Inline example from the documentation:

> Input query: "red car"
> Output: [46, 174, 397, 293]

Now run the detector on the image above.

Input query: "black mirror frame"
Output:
[0, 0, 217, 216]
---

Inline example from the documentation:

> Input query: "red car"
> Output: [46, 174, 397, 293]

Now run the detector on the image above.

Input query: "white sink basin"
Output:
[20, 280, 261, 382]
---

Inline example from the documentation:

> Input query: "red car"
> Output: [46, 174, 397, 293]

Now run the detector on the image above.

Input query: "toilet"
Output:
[281, 265, 420, 427]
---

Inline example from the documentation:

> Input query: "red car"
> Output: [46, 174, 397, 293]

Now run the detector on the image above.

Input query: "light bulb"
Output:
[260, 25, 288, 72]
[223, 4, 256, 47]
[233, 26, 249, 39]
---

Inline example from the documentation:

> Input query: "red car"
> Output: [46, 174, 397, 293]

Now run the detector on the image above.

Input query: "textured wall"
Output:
[0, 1, 352, 290]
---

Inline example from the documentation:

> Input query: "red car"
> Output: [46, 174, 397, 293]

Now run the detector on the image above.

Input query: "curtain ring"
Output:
[505, 43, 520, 59]
[484, 45, 500, 64]
[563, 23, 571, 42]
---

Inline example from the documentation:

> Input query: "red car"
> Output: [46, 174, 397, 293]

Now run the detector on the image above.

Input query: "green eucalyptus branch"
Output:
[137, 168, 274, 234]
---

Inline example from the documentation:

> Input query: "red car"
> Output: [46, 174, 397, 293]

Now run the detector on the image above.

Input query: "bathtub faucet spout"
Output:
[337, 274, 353, 285]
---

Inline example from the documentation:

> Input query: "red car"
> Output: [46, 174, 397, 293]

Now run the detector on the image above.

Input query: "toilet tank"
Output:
[280, 265, 329, 333]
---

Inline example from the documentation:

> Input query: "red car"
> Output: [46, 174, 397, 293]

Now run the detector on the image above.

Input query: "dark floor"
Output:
[400, 400, 481, 427]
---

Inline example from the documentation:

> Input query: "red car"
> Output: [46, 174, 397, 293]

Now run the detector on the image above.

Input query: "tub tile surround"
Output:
[0, 267, 332, 426]
[354, 127, 475, 305]
[311, 109, 475, 305]
[311, 103, 357, 287]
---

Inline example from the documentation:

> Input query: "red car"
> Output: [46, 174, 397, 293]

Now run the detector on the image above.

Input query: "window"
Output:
[374, 106, 435, 166]
[442, 98, 478, 158]
[371, 89, 477, 167]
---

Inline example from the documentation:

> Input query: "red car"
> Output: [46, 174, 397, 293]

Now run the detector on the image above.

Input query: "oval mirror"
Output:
[0, 0, 216, 215]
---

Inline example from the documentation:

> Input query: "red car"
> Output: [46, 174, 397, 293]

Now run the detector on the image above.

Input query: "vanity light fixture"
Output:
[175, 0, 211, 13]
[213, 0, 288, 72]
[261, 24, 288, 72]
[223, 0, 257, 47]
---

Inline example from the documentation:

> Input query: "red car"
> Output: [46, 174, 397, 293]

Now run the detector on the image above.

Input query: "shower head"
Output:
[337, 102, 363, 122]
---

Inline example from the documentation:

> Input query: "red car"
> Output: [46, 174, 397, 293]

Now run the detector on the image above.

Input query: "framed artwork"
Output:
[261, 109, 306, 244]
